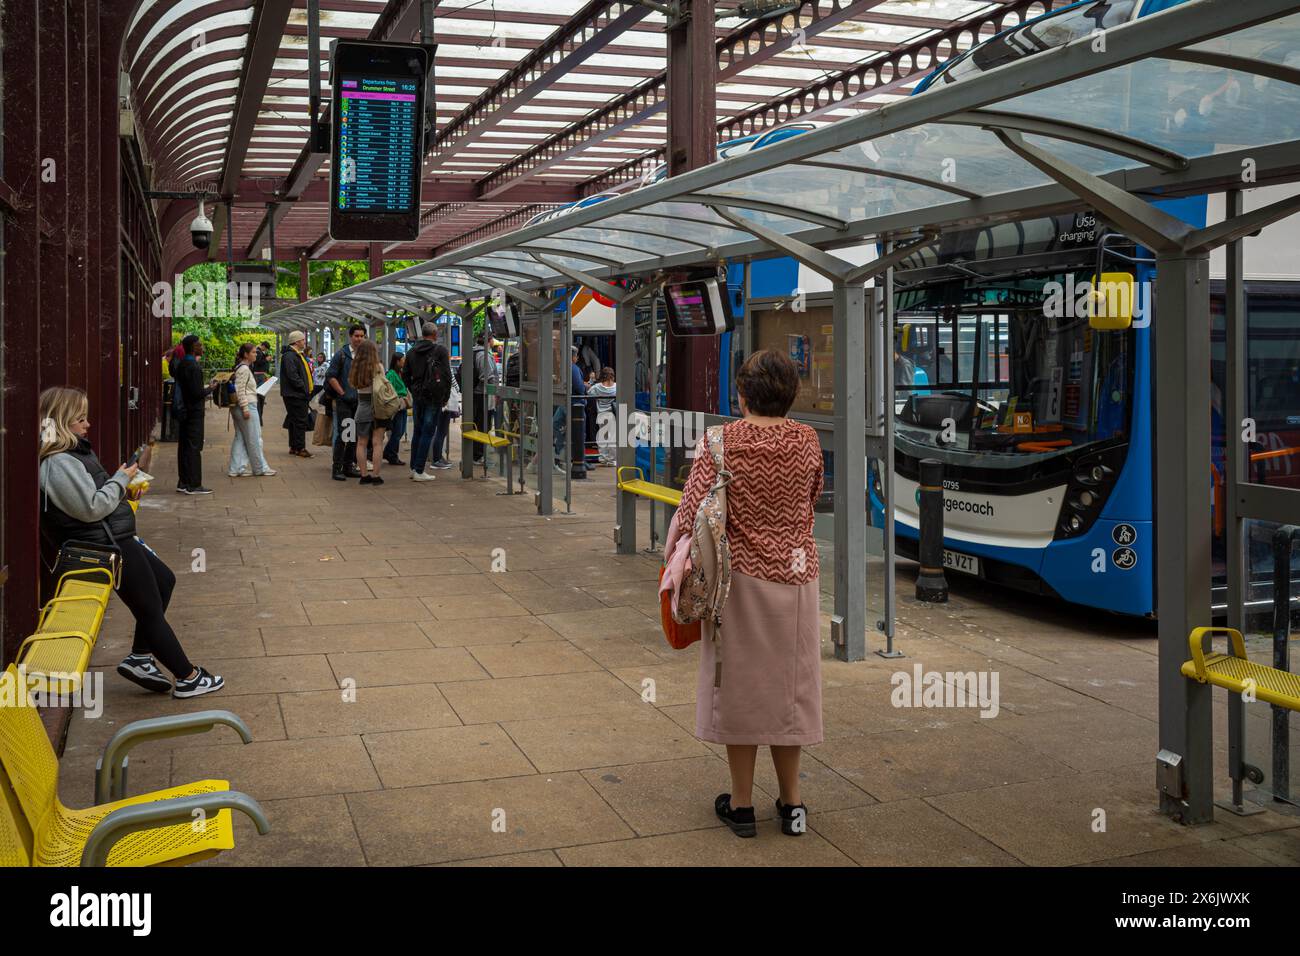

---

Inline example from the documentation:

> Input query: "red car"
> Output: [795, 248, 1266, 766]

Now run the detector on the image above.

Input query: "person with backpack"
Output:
[349, 339, 397, 486]
[402, 322, 453, 481]
[673, 349, 824, 840]
[226, 343, 276, 478]
[170, 334, 212, 495]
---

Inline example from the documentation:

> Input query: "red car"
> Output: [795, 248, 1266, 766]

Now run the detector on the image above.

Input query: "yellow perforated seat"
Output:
[617, 467, 683, 507]
[462, 428, 511, 448]
[17, 569, 113, 693]
[0, 666, 235, 866]
[1182, 627, 1300, 712]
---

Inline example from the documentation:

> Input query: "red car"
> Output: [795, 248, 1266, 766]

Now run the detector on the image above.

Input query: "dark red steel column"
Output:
[664, 0, 720, 415]
[38, 1, 70, 394]
[95, 0, 129, 464]
[67, 0, 90, 390]
[0, 0, 43, 662]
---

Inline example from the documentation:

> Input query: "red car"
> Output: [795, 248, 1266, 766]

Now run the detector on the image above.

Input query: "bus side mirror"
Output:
[1089, 272, 1135, 330]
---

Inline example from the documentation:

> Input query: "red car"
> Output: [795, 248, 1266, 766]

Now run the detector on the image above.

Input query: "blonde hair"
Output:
[349, 339, 380, 389]
[39, 387, 89, 461]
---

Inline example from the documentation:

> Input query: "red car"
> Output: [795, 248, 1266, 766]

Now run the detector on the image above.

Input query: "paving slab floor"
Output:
[57, 395, 1300, 866]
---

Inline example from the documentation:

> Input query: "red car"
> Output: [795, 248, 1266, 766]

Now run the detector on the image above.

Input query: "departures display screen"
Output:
[336, 74, 418, 214]
[329, 41, 428, 242]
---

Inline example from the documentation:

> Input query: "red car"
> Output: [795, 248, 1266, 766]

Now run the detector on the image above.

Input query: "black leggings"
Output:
[115, 535, 193, 679]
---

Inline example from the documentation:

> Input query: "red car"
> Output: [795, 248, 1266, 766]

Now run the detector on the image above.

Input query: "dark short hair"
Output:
[348, 323, 365, 336]
[180, 334, 200, 353]
[736, 349, 799, 417]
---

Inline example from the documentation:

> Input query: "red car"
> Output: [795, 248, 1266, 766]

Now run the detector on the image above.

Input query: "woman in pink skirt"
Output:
[676, 349, 824, 838]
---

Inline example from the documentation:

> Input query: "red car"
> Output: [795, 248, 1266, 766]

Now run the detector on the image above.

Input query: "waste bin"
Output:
[160, 379, 177, 442]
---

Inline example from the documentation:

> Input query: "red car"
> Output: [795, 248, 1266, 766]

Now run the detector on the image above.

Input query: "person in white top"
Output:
[587, 366, 618, 466]
[228, 342, 276, 477]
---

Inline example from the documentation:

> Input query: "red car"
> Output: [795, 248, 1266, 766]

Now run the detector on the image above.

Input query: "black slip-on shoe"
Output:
[775, 798, 808, 836]
[715, 793, 757, 838]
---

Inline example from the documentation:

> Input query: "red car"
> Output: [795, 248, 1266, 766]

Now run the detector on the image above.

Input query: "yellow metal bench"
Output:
[0, 665, 268, 867]
[617, 466, 683, 507]
[1181, 627, 1300, 711]
[17, 568, 116, 694]
[461, 427, 517, 491]
[461, 427, 511, 449]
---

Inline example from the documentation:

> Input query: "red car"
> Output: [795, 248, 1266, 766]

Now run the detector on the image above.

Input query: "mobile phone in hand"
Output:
[126, 444, 147, 467]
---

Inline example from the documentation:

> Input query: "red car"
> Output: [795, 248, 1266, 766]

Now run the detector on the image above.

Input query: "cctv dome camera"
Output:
[190, 200, 214, 250]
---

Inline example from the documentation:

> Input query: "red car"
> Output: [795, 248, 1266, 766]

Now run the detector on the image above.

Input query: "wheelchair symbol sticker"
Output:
[1112, 523, 1137, 546]
[1112, 547, 1137, 570]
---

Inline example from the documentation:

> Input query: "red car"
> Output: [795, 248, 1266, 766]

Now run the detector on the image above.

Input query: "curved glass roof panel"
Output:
[549, 226, 706, 256]
[518, 237, 661, 267]
[996, 54, 1300, 161]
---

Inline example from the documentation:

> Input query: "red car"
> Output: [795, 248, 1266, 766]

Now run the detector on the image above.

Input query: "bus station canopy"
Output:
[263, 0, 1300, 331]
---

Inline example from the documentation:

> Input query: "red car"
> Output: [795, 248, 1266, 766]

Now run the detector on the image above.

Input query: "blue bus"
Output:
[739, 0, 1300, 617]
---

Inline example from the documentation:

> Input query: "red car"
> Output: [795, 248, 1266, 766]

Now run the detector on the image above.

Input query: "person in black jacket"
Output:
[402, 321, 453, 480]
[280, 330, 315, 458]
[170, 334, 211, 495]
[327, 324, 367, 480]
[37, 387, 224, 698]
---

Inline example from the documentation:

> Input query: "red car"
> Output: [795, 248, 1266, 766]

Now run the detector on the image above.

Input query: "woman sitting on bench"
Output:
[37, 386, 224, 699]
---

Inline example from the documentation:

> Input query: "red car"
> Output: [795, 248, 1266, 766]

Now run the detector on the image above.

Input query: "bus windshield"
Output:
[894, 272, 1133, 471]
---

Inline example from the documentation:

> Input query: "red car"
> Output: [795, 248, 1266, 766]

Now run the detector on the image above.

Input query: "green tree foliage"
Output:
[169, 262, 272, 374]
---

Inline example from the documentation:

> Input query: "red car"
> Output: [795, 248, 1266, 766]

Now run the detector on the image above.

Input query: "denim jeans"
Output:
[430, 409, 451, 464]
[228, 406, 270, 475]
[384, 408, 407, 459]
[410, 399, 437, 473]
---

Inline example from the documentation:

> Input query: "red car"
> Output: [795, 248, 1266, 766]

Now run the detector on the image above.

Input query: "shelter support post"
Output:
[1155, 252, 1214, 825]
[615, 300, 638, 555]
[873, 260, 902, 660]
[536, 303, 555, 515]
[832, 281, 868, 663]
[1219, 190, 1262, 816]
[461, 308, 475, 480]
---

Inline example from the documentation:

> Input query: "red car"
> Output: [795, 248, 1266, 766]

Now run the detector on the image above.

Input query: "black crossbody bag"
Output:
[41, 523, 123, 591]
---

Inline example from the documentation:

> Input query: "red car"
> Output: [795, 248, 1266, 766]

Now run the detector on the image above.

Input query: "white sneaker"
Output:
[256, 468, 277, 476]
[412, 471, 436, 482]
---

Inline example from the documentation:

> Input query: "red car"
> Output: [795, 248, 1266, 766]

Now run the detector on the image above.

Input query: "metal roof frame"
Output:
[263, 0, 1300, 331]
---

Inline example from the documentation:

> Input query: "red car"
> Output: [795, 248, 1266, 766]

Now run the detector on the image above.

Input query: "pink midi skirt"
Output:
[695, 569, 823, 746]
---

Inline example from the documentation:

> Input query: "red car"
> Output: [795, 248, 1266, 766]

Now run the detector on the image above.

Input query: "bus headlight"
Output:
[1055, 447, 1125, 540]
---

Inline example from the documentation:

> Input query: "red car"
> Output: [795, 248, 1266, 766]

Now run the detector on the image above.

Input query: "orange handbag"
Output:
[658, 565, 702, 650]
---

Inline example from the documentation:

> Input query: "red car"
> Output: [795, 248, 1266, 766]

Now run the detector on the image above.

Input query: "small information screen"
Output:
[336, 74, 419, 214]
[663, 276, 733, 336]
[329, 41, 429, 242]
